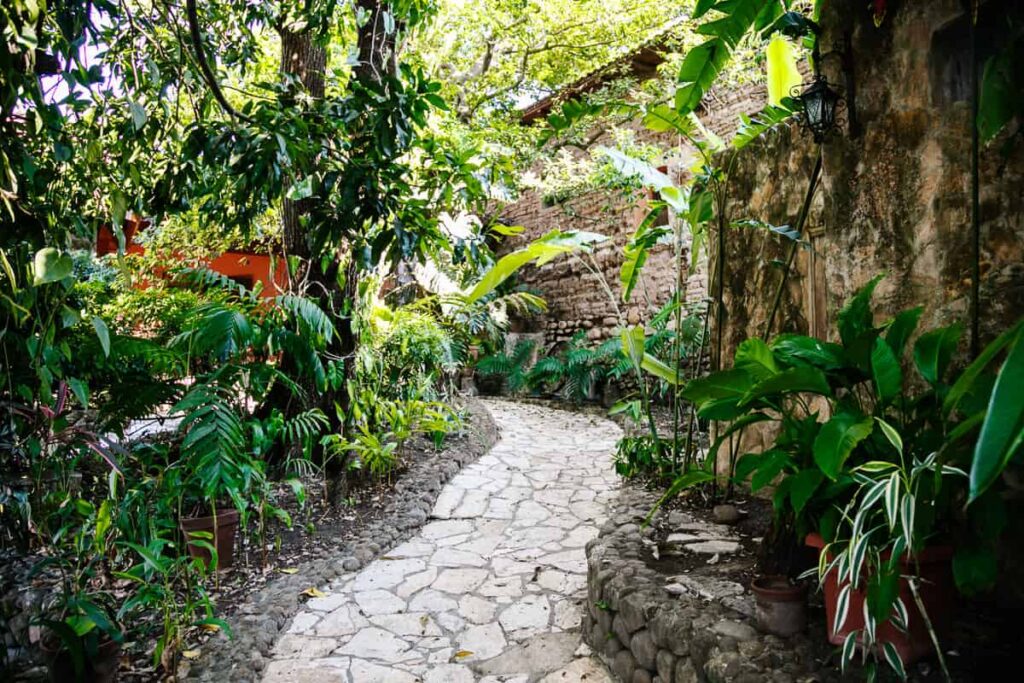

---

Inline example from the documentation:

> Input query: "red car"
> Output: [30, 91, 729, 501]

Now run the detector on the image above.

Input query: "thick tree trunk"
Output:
[279, 28, 327, 258]
[271, 4, 401, 504]
[354, 0, 399, 84]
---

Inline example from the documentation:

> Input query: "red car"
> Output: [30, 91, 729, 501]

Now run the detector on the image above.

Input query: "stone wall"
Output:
[714, 0, 1024, 365]
[500, 85, 768, 351]
[584, 490, 830, 683]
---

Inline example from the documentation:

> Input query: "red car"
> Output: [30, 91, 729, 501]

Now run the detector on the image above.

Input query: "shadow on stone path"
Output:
[263, 400, 622, 682]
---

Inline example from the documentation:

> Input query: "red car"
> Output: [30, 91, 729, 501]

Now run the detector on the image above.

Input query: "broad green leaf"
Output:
[751, 449, 791, 491]
[642, 105, 697, 136]
[837, 274, 884, 347]
[870, 336, 902, 404]
[813, 411, 874, 480]
[466, 230, 606, 303]
[977, 37, 1023, 142]
[129, 101, 147, 131]
[944, 318, 1023, 416]
[969, 326, 1024, 502]
[693, 0, 717, 19]
[732, 101, 797, 149]
[884, 306, 923, 357]
[766, 36, 802, 106]
[92, 316, 111, 357]
[33, 247, 72, 284]
[681, 368, 755, 405]
[598, 147, 672, 190]
[734, 337, 778, 378]
[771, 334, 845, 370]
[739, 366, 831, 405]
[621, 206, 671, 302]
[640, 352, 681, 385]
[675, 39, 728, 114]
[67, 377, 89, 408]
[912, 323, 962, 386]
[621, 325, 645, 367]
[789, 468, 823, 515]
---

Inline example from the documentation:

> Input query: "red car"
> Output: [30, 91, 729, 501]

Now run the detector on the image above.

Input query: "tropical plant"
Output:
[528, 331, 611, 403]
[812, 443, 963, 680]
[675, 275, 1023, 586]
[31, 496, 124, 680]
[475, 339, 539, 396]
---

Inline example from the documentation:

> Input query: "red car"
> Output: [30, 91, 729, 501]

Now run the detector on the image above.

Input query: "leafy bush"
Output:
[613, 435, 675, 480]
[375, 308, 454, 388]
[100, 287, 206, 342]
[475, 339, 537, 395]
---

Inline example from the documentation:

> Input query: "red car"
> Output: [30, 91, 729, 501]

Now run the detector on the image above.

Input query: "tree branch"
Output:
[185, 0, 254, 123]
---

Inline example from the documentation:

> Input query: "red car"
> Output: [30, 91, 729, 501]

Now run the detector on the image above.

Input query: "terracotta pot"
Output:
[41, 635, 121, 683]
[180, 508, 240, 570]
[806, 532, 954, 665]
[751, 575, 808, 637]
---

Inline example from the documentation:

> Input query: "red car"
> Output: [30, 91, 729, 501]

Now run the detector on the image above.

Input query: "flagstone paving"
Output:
[263, 400, 621, 682]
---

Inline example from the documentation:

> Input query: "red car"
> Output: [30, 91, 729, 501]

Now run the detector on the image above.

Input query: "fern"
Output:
[282, 409, 330, 446]
[476, 339, 537, 394]
[274, 294, 335, 344]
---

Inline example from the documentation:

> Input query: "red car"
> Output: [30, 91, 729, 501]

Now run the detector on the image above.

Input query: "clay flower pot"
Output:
[806, 532, 954, 665]
[751, 575, 808, 637]
[41, 635, 121, 683]
[180, 508, 240, 570]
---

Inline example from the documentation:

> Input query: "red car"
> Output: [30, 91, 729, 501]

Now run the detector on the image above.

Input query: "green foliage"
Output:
[614, 434, 676, 480]
[675, 276, 1023, 605]
[475, 339, 538, 395]
[466, 229, 609, 303]
[374, 308, 455, 387]
[977, 28, 1024, 142]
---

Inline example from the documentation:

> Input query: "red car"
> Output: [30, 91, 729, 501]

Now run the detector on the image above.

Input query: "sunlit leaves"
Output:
[766, 36, 802, 106]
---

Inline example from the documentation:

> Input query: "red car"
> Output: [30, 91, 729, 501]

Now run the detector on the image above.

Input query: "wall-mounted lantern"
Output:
[796, 75, 843, 142]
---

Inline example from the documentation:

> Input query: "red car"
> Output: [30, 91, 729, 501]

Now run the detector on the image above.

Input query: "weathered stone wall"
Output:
[501, 86, 768, 350]
[584, 489, 830, 683]
[715, 0, 1024, 365]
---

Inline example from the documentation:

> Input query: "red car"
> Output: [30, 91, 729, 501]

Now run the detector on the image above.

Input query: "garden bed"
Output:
[583, 483, 1019, 683]
[1, 398, 498, 682]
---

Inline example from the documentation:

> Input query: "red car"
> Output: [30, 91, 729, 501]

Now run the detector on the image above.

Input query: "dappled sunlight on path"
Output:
[262, 400, 622, 682]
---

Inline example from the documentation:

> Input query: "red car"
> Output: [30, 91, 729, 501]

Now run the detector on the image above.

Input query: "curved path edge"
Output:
[260, 399, 623, 683]
[189, 397, 499, 682]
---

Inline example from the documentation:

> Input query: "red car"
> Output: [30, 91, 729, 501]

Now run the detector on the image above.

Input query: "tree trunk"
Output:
[354, 0, 399, 84]
[271, 3, 401, 504]
[279, 28, 326, 258]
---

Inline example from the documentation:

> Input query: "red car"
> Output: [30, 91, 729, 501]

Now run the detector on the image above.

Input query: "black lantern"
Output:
[796, 75, 843, 142]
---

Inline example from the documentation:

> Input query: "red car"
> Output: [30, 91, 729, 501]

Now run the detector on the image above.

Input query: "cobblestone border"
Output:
[187, 397, 499, 682]
[583, 488, 829, 683]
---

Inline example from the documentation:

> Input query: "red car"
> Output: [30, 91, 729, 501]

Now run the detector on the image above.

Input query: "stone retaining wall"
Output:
[583, 490, 828, 683]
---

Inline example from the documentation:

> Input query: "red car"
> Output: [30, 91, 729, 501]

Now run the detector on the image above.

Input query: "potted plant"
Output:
[34, 496, 124, 683]
[679, 275, 1023, 660]
[169, 383, 253, 571]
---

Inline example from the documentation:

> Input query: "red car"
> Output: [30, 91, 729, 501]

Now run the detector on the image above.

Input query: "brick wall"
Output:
[500, 82, 769, 351]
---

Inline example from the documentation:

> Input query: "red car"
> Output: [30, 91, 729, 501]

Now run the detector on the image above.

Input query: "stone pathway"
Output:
[263, 400, 621, 682]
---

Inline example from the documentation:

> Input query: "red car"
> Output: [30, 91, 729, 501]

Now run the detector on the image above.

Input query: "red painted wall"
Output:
[95, 220, 288, 297]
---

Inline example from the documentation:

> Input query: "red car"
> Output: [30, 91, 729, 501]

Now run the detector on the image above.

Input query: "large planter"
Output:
[180, 508, 240, 570]
[806, 533, 954, 665]
[751, 575, 808, 637]
[41, 635, 121, 683]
